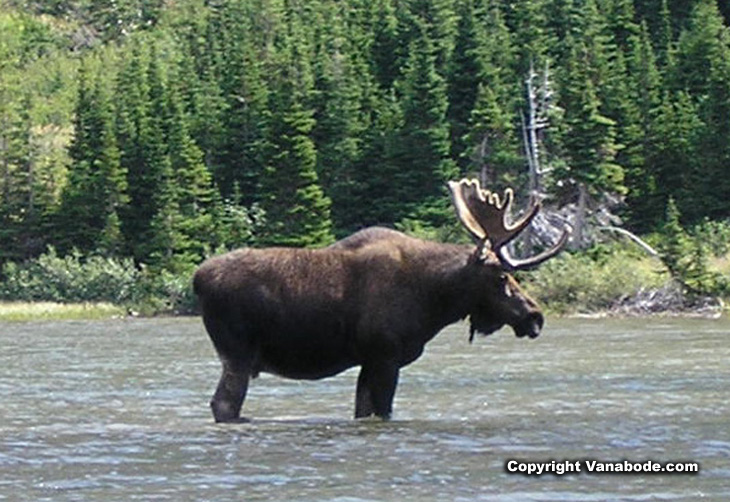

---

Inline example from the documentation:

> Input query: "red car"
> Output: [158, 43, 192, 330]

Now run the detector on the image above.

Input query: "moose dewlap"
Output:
[193, 178, 570, 422]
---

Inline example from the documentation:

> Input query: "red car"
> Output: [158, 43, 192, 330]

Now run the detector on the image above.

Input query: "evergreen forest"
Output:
[1, 0, 729, 312]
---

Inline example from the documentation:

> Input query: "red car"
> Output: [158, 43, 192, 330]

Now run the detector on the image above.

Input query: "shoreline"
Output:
[0, 300, 725, 322]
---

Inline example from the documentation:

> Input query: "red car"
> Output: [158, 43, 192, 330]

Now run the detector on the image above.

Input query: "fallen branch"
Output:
[597, 226, 659, 257]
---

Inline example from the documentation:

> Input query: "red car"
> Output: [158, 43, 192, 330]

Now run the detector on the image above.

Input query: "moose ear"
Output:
[469, 240, 501, 266]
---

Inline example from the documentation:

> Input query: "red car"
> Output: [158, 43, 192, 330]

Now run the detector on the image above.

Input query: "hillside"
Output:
[0, 0, 728, 312]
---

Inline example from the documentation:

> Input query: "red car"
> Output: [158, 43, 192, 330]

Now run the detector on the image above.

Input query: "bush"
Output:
[0, 247, 198, 314]
[521, 245, 668, 314]
[653, 200, 729, 298]
[0, 247, 141, 304]
[691, 219, 730, 258]
[130, 267, 198, 315]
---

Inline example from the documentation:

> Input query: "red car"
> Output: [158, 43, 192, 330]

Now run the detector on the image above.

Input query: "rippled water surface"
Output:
[1, 316, 729, 501]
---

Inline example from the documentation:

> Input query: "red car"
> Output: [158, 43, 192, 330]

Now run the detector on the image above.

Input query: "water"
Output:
[1, 316, 729, 501]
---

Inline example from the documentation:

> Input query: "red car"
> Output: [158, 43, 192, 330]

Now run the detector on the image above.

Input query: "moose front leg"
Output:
[355, 367, 375, 418]
[354, 361, 400, 420]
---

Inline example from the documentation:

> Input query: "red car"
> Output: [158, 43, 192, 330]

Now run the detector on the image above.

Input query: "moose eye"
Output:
[500, 275, 513, 297]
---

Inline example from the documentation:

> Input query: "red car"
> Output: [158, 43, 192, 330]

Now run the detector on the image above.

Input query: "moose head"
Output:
[448, 178, 570, 340]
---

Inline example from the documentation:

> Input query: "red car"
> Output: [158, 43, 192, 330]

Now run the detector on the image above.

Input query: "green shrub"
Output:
[521, 245, 668, 314]
[0, 247, 141, 304]
[129, 267, 197, 315]
[0, 247, 198, 314]
[691, 219, 730, 258]
[653, 200, 729, 297]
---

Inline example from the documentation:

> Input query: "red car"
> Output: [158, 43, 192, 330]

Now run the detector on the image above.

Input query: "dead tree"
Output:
[519, 60, 562, 252]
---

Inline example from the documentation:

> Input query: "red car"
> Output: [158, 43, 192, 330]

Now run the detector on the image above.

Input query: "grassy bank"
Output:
[0, 302, 126, 321]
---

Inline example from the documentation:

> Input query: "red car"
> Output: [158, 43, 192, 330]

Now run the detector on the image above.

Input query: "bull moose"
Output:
[193, 179, 570, 422]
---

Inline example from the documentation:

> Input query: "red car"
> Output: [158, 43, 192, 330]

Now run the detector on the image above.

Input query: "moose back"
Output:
[193, 179, 569, 422]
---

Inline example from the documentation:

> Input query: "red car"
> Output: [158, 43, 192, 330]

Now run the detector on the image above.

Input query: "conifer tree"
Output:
[555, 37, 623, 246]
[348, 90, 405, 228]
[401, 0, 458, 74]
[165, 79, 217, 263]
[605, 0, 641, 54]
[257, 25, 334, 247]
[465, 82, 520, 185]
[207, 0, 270, 202]
[656, 0, 674, 69]
[116, 43, 157, 261]
[669, 0, 730, 220]
[447, 0, 483, 170]
[455, 1, 518, 181]
[58, 61, 127, 255]
[0, 89, 36, 262]
[505, 0, 549, 74]
[393, 20, 457, 227]
[370, 0, 400, 89]
[645, 91, 703, 227]
[147, 158, 191, 273]
[623, 22, 664, 231]
[311, 13, 372, 235]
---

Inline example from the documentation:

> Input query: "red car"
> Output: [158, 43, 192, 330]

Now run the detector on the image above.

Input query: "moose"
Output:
[193, 179, 570, 422]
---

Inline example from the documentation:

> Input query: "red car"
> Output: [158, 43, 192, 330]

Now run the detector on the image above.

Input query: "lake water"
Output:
[0, 316, 728, 501]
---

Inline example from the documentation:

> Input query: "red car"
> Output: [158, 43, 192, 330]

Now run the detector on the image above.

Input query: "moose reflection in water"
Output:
[193, 179, 570, 422]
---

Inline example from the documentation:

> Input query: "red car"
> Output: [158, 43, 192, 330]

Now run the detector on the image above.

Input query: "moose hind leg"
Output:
[211, 366, 250, 423]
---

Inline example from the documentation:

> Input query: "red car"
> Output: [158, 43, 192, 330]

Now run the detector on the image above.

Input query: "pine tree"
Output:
[116, 42, 157, 261]
[257, 25, 334, 248]
[0, 88, 36, 262]
[370, 0, 401, 89]
[207, 0, 270, 202]
[465, 82, 520, 186]
[93, 73, 128, 256]
[543, 0, 586, 62]
[646, 91, 703, 226]
[455, 1, 519, 182]
[348, 89, 405, 228]
[398, 0, 458, 75]
[669, 0, 730, 220]
[605, 0, 641, 54]
[657, 196, 720, 296]
[658, 196, 691, 284]
[58, 61, 127, 255]
[259, 104, 334, 247]
[392, 20, 457, 227]
[695, 0, 730, 220]
[656, 0, 674, 69]
[147, 159, 191, 273]
[555, 36, 623, 246]
[311, 10, 372, 235]
[623, 22, 664, 231]
[505, 0, 549, 74]
[447, 0, 484, 170]
[166, 78, 217, 263]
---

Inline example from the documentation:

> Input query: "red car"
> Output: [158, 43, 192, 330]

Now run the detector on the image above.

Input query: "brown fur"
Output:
[194, 226, 543, 422]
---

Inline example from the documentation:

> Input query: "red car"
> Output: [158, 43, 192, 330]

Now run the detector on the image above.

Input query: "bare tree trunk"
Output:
[477, 136, 494, 187]
[573, 182, 588, 250]
[521, 61, 553, 251]
[0, 109, 9, 206]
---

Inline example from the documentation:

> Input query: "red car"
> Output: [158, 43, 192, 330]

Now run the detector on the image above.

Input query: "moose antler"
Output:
[448, 178, 570, 270]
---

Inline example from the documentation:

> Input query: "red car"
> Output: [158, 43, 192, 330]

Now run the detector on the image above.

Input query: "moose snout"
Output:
[514, 312, 544, 339]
